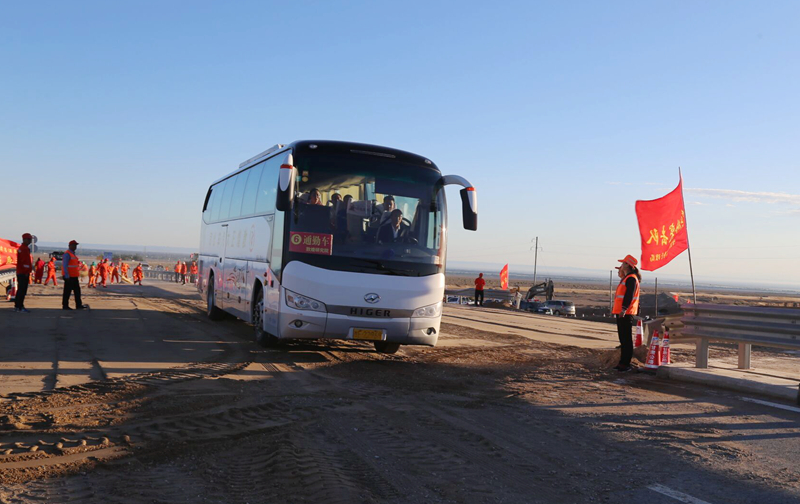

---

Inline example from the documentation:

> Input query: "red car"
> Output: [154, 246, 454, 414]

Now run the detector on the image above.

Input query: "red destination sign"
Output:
[289, 232, 333, 256]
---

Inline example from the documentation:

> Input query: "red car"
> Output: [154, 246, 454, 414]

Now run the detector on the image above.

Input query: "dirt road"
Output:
[1, 282, 799, 503]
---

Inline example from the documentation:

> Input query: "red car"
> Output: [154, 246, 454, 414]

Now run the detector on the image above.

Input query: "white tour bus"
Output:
[198, 140, 477, 353]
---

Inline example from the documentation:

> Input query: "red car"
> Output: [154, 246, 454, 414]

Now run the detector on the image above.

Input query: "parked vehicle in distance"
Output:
[539, 300, 576, 317]
[156, 265, 165, 271]
[140, 263, 151, 270]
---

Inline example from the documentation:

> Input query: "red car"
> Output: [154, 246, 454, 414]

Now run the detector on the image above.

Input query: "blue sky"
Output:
[2, 1, 798, 286]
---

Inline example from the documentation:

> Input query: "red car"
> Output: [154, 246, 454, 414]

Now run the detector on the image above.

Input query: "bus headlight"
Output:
[412, 301, 442, 318]
[285, 289, 327, 312]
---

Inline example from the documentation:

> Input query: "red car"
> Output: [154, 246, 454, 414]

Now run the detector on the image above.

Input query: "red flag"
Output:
[635, 177, 688, 271]
[0, 238, 20, 269]
[499, 264, 509, 290]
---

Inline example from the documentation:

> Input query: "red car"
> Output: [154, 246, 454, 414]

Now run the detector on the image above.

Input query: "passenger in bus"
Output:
[307, 188, 323, 205]
[377, 209, 410, 244]
[379, 195, 396, 226]
[330, 193, 342, 207]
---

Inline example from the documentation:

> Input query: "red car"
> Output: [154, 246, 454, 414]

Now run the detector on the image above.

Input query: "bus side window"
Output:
[203, 186, 217, 223]
[240, 162, 265, 217]
[210, 180, 228, 222]
[270, 210, 285, 278]
[228, 172, 249, 219]
[255, 156, 281, 214]
[218, 177, 237, 221]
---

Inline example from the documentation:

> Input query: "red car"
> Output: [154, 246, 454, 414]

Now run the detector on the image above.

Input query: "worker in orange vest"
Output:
[44, 257, 58, 286]
[174, 261, 181, 283]
[110, 262, 120, 284]
[612, 254, 641, 373]
[34, 258, 45, 284]
[189, 261, 198, 284]
[121, 262, 130, 279]
[132, 264, 143, 285]
[87, 262, 98, 288]
[62, 240, 87, 310]
[180, 261, 188, 284]
[97, 259, 109, 288]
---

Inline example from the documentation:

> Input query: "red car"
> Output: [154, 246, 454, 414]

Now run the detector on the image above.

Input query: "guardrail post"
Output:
[738, 343, 751, 370]
[696, 339, 709, 368]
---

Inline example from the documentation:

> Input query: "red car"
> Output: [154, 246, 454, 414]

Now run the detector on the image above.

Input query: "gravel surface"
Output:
[1, 283, 799, 503]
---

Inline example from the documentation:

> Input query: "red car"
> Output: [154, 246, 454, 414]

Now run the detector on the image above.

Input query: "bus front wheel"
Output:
[207, 277, 224, 321]
[374, 341, 400, 354]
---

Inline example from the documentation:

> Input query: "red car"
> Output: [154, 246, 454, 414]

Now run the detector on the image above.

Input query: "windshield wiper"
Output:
[349, 258, 418, 276]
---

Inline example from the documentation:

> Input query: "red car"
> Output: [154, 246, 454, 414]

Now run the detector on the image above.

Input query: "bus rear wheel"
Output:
[207, 277, 224, 320]
[253, 288, 278, 347]
[374, 341, 400, 354]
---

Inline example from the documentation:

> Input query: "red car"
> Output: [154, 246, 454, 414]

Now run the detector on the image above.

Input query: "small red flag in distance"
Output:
[500, 264, 509, 290]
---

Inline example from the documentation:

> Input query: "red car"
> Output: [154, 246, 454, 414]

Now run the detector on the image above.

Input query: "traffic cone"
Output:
[633, 319, 643, 348]
[7, 278, 17, 301]
[660, 329, 671, 365]
[644, 330, 662, 370]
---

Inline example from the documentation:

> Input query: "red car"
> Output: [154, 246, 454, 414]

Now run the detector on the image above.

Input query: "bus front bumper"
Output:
[278, 308, 439, 347]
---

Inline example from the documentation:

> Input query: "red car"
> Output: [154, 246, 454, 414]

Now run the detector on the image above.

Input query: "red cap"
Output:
[69, 240, 79, 246]
[616, 254, 638, 269]
[22, 233, 32, 240]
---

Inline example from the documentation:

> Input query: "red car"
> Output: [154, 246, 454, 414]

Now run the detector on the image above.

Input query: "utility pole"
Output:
[530, 237, 543, 287]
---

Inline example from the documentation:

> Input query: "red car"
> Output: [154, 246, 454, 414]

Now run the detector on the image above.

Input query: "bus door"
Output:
[264, 212, 284, 336]
[218, 223, 230, 311]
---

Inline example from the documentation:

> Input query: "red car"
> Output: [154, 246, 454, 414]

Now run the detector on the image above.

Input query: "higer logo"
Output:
[364, 293, 380, 304]
[350, 307, 391, 317]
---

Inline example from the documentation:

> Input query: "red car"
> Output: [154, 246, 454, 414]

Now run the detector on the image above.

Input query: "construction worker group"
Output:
[10, 232, 197, 313]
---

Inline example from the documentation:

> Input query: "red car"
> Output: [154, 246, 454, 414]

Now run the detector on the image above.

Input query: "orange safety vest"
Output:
[64, 250, 81, 278]
[612, 274, 640, 315]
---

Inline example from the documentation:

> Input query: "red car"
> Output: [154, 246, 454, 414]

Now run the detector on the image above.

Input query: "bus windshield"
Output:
[286, 153, 446, 277]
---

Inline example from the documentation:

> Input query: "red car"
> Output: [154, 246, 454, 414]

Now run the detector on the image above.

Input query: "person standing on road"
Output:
[132, 263, 143, 285]
[62, 240, 87, 310]
[190, 261, 198, 284]
[174, 261, 181, 283]
[97, 259, 109, 288]
[44, 256, 58, 286]
[34, 258, 45, 284]
[88, 262, 98, 288]
[180, 261, 188, 284]
[474, 273, 486, 307]
[110, 262, 120, 284]
[14, 233, 33, 313]
[612, 254, 641, 372]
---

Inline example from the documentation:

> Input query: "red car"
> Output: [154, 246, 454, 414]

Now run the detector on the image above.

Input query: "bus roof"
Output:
[209, 140, 440, 187]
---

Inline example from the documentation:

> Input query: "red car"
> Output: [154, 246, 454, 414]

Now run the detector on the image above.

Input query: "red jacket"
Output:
[16, 244, 32, 275]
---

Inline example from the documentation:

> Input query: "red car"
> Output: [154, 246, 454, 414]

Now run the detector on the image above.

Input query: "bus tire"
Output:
[374, 341, 400, 354]
[206, 275, 224, 321]
[253, 288, 278, 347]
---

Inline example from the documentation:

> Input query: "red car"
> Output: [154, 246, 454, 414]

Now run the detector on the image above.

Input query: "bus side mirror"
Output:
[276, 154, 296, 212]
[441, 175, 478, 231]
[459, 187, 478, 231]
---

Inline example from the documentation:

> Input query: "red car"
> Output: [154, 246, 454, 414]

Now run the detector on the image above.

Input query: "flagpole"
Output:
[679, 167, 698, 305]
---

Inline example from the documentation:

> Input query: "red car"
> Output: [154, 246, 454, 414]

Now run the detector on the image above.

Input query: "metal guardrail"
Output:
[676, 303, 800, 369]
[143, 269, 180, 281]
[0, 268, 15, 285]
[445, 288, 515, 302]
[142, 269, 198, 284]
